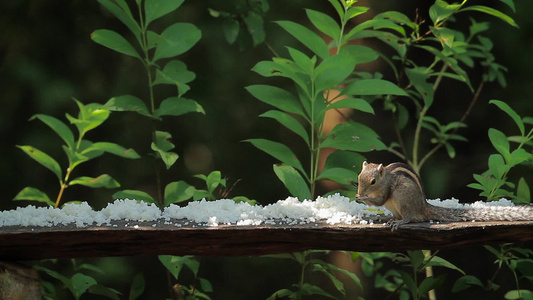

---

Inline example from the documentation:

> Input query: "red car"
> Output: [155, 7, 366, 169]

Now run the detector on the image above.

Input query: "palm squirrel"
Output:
[356, 161, 533, 230]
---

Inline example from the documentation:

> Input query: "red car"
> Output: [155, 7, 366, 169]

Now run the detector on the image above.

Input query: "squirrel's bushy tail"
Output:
[426, 204, 533, 222]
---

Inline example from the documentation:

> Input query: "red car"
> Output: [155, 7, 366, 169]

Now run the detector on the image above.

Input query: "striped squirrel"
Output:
[356, 161, 533, 230]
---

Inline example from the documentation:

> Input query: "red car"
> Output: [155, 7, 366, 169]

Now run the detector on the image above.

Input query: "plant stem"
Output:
[54, 167, 73, 208]
[412, 106, 428, 173]
[138, 2, 164, 206]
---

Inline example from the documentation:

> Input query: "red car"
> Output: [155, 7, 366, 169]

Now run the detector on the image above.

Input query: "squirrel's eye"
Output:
[370, 178, 376, 185]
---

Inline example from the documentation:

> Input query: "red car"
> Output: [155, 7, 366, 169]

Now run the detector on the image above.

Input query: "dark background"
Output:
[0, 0, 531, 299]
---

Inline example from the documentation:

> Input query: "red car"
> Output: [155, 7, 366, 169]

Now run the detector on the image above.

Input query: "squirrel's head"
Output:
[357, 161, 387, 199]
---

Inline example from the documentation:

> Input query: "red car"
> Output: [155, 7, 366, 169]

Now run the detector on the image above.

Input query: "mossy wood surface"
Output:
[1, 220, 532, 260]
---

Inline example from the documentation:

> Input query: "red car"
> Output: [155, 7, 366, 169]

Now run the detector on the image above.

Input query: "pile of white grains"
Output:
[0, 194, 518, 228]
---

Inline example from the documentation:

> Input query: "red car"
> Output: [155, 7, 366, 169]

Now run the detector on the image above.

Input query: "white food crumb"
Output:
[0, 196, 518, 228]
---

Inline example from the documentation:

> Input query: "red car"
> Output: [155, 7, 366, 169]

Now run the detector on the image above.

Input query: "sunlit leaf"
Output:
[30, 114, 75, 149]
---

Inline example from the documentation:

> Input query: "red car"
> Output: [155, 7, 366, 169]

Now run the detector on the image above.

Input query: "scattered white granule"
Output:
[101, 199, 160, 222]
[0, 196, 521, 228]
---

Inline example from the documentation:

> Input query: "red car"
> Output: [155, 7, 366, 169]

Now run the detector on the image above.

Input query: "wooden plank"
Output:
[1, 219, 532, 260]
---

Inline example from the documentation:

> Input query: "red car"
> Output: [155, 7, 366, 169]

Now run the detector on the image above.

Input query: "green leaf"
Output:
[405, 67, 434, 106]
[13, 187, 54, 206]
[144, 0, 184, 27]
[84, 142, 140, 159]
[489, 100, 524, 136]
[113, 190, 156, 204]
[153, 60, 196, 97]
[298, 283, 336, 299]
[399, 270, 418, 299]
[273, 164, 311, 201]
[452, 275, 484, 292]
[323, 150, 365, 172]
[87, 284, 121, 300]
[154, 97, 204, 118]
[328, 0, 344, 20]
[312, 264, 345, 295]
[151, 142, 179, 169]
[17, 145, 62, 182]
[69, 174, 120, 188]
[129, 273, 144, 300]
[260, 110, 309, 145]
[158, 255, 197, 280]
[198, 278, 213, 293]
[243, 10, 265, 46]
[275, 20, 329, 59]
[500, 0, 516, 13]
[429, 0, 462, 25]
[71, 273, 97, 299]
[67, 99, 110, 136]
[306, 9, 341, 40]
[316, 167, 359, 185]
[488, 154, 506, 179]
[488, 128, 510, 159]
[154, 131, 175, 151]
[97, 0, 141, 42]
[343, 79, 408, 96]
[250, 60, 310, 95]
[245, 139, 305, 174]
[91, 29, 141, 60]
[153, 23, 201, 62]
[324, 98, 374, 114]
[164, 181, 196, 206]
[321, 122, 387, 152]
[30, 114, 75, 149]
[104, 95, 152, 118]
[516, 177, 531, 204]
[223, 18, 239, 44]
[418, 276, 446, 297]
[339, 45, 379, 65]
[504, 290, 533, 300]
[246, 85, 305, 117]
[314, 54, 356, 93]
[460, 6, 518, 28]
[425, 256, 465, 275]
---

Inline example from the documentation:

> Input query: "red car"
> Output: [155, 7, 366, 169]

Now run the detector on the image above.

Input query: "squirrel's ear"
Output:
[362, 161, 368, 168]
[377, 164, 384, 177]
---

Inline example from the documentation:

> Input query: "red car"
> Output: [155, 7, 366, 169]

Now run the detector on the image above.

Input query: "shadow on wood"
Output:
[1, 219, 532, 260]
